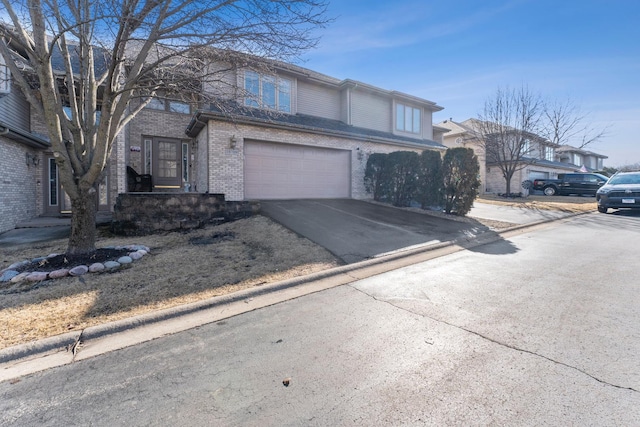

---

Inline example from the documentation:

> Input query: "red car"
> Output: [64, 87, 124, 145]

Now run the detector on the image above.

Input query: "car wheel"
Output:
[597, 206, 608, 213]
[543, 186, 556, 196]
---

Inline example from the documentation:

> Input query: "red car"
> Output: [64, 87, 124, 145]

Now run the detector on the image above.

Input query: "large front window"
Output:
[395, 103, 421, 134]
[244, 71, 291, 113]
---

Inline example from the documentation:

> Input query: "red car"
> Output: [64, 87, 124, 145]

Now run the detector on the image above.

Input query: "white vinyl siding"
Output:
[350, 91, 391, 132]
[297, 80, 340, 120]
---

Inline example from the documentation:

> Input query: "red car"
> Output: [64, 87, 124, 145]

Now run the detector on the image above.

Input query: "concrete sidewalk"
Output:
[469, 201, 573, 224]
[0, 212, 111, 247]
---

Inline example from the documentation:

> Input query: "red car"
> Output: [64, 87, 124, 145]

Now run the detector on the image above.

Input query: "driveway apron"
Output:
[260, 199, 485, 264]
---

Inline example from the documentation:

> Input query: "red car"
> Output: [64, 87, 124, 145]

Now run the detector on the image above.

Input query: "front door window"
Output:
[152, 139, 183, 189]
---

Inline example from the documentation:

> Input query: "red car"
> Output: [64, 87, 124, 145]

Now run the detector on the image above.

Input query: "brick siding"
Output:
[0, 137, 40, 232]
[203, 120, 437, 201]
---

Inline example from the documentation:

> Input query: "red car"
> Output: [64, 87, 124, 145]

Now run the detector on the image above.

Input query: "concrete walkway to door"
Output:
[260, 199, 491, 264]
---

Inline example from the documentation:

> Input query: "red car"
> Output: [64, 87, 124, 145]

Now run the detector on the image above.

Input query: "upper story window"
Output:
[572, 153, 583, 165]
[395, 103, 421, 134]
[522, 139, 531, 155]
[0, 54, 10, 94]
[545, 146, 555, 161]
[244, 70, 291, 113]
[145, 97, 192, 114]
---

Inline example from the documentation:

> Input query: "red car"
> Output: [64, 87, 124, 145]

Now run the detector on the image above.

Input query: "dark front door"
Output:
[152, 139, 183, 190]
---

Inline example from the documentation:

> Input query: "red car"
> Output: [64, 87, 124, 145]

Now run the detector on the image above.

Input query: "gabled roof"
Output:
[186, 104, 446, 150]
[486, 156, 582, 171]
[435, 119, 479, 137]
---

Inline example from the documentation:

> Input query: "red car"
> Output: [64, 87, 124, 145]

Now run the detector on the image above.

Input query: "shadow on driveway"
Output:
[261, 199, 512, 263]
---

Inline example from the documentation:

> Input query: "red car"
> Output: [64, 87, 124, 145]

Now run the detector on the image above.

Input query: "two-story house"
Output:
[181, 61, 446, 200]
[435, 118, 606, 194]
[1, 49, 447, 233]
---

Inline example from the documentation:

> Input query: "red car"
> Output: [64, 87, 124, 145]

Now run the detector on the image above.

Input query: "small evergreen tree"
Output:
[442, 148, 480, 215]
[364, 153, 388, 201]
[418, 150, 444, 209]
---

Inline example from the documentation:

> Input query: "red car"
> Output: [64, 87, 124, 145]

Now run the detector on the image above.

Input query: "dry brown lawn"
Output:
[479, 194, 597, 213]
[0, 195, 594, 350]
[0, 216, 339, 350]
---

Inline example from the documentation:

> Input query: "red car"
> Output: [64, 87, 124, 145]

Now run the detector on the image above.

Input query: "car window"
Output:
[566, 174, 582, 182]
[609, 174, 640, 185]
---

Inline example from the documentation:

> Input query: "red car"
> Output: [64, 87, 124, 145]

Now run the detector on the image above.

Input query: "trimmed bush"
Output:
[418, 150, 444, 209]
[382, 151, 420, 207]
[364, 153, 388, 201]
[442, 148, 480, 215]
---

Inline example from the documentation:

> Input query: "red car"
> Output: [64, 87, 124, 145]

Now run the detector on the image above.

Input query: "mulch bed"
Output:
[11, 248, 130, 273]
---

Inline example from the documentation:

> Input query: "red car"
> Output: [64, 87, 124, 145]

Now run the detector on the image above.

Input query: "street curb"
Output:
[0, 211, 587, 376]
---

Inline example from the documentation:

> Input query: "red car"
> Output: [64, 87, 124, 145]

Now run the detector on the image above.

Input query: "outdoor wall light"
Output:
[356, 147, 363, 160]
[229, 135, 237, 149]
[25, 152, 39, 166]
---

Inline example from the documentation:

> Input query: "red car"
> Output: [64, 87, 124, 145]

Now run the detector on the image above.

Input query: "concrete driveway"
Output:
[260, 199, 489, 264]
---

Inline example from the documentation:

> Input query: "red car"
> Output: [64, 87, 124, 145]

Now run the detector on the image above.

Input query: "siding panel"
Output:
[297, 81, 341, 120]
[0, 86, 30, 131]
[351, 91, 391, 132]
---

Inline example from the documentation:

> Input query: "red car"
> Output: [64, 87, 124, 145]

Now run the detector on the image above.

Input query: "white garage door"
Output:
[244, 141, 351, 199]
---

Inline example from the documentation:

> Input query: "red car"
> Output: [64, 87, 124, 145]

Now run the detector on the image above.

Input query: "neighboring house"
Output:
[436, 118, 607, 194]
[0, 49, 446, 233]
[556, 145, 607, 171]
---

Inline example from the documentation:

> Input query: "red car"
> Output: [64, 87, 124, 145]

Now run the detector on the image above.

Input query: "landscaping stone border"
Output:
[0, 245, 150, 284]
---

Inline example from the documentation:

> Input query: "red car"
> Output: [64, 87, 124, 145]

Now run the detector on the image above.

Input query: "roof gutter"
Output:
[0, 120, 51, 149]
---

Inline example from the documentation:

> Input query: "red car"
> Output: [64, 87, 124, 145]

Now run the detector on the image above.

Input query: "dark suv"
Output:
[596, 171, 640, 213]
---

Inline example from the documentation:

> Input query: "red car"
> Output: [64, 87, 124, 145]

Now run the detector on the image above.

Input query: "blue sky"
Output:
[301, 0, 639, 167]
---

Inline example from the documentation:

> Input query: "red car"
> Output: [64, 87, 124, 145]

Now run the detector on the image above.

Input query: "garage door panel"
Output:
[244, 141, 350, 199]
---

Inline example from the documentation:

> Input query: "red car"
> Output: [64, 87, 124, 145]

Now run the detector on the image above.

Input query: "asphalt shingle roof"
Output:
[186, 103, 446, 150]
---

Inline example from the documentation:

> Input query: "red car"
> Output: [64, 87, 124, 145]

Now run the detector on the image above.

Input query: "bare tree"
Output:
[476, 86, 543, 195]
[540, 97, 609, 149]
[0, 0, 329, 254]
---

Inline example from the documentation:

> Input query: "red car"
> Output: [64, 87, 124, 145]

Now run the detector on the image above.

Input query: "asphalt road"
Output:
[2, 212, 639, 425]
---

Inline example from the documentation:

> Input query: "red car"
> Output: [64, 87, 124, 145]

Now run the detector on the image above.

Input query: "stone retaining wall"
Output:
[111, 193, 260, 236]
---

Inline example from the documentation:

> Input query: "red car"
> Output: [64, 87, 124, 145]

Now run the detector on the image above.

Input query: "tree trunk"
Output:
[67, 190, 98, 254]
[504, 171, 513, 195]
